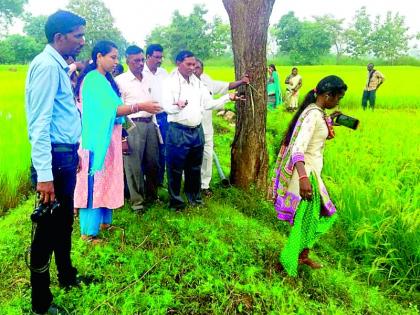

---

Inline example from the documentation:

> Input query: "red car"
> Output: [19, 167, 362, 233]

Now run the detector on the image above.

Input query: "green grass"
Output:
[204, 65, 420, 109]
[0, 64, 419, 313]
[0, 65, 31, 212]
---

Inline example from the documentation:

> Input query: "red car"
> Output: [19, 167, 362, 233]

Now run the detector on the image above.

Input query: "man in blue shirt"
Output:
[25, 10, 86, 315]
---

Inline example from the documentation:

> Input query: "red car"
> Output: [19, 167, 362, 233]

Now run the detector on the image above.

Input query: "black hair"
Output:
[45, 10, 86, 43]
[175, 50, 194, 63]
[146, 44, 163, 57]
[75, 40, 120, 97]
[292, 67, 298, 71]
[195, 58, 204, 68]
[269, 64, 277, 71]
[282, 75, 348, 146]
[113, 64, 124, 76]
[125, 45, 144, 57]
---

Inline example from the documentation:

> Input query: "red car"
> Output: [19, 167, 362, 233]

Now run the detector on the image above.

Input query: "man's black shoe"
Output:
[32, 304, 67, 315]
[59, 274, 96, 289]
[169, 203, 186, 212]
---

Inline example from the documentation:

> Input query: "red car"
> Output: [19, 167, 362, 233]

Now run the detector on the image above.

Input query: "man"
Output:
[25, 10, 86, 315]
[115, 46, 162, 212]
[194, 58, 249, 196]
[362, 63, 385, 110]
[162, 50, 242, 210]
[143, 44, 169, 186]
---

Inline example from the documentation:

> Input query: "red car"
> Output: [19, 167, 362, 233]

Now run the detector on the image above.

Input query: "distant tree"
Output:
[273, 12, 333, 64]
[146, 5, 231, 61]
[145, 25, 171, 53]
[313, 15, 345, 63]
[417, 32, 420, 41]
[67, 0, 128, 60]
[0, 0, 27, 34]
[344, 7, 373, 58]
[147, 5, 213, 61]
[0, 34, 40, 63]
[22, 14, 48, 44]
[272, 11, 301, 54]
[371, 12, 411, 64]
[209, 16, 231, 57]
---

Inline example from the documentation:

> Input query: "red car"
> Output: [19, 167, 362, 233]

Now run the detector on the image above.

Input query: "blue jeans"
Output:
[362, 90, 376, 109]
[30, 143, 79, 313]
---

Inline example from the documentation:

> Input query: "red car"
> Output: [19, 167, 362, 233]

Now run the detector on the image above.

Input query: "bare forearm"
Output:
[228, 80, 244, 90]
[116, 103, 159, 116]
[295, 161, 307, 177]
[116, 105, 137, 116]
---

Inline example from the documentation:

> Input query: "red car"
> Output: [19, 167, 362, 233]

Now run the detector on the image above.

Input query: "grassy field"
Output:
[0, 65, 31, 212]
[0, 64, 419, 313]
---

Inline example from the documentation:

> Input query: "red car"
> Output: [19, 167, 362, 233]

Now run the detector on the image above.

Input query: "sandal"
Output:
[81, 235, 102, 245]
[100, 224, 118, 232]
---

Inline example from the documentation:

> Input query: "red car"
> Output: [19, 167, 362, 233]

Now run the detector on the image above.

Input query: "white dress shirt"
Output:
[162, 70, 230, 127]
[200, 73, 230, 135]
[143, 63, 169, 105]
[115, 69, 154, 119]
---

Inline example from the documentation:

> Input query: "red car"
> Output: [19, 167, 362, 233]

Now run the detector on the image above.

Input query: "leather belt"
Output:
[131, 117, 153, 123]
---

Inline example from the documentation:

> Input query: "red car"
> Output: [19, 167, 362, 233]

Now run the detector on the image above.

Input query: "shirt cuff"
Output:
[291, 152, 305, 165]
[36, 169, 53, 182]
[219, 94, 230, 103]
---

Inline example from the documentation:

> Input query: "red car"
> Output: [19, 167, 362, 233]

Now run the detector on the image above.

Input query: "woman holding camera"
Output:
[74, 41, 159, 243]
[272, 75, 347, 276]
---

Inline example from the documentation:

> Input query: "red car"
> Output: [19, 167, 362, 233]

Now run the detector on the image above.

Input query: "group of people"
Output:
[25, 10, 250, 314]
[24, 8, 372, 315]
[267, 65, 303, 111]
[267, 63, 385, 111]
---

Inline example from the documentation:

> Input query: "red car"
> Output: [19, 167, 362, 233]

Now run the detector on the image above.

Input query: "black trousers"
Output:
[166, 122, 204, 208]
[30, 144, 79, 313]
[362, 89, 376, 109]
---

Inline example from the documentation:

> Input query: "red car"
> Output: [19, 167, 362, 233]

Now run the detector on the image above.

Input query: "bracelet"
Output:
[130, 104, 134, 113]
[299, 175, 308, 180]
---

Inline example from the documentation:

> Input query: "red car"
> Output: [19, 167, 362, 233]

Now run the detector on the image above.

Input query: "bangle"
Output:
[299, 175, 308, 180]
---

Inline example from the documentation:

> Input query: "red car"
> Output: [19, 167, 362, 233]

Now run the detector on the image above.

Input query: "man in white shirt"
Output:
[162, 50, 243, 210]
[194, 58, 249, 196]
[115, 45, 162, 212]
[143, 44, 169, 186]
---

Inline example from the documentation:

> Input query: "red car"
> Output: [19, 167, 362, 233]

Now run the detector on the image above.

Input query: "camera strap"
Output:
[25, 196, 52, 273]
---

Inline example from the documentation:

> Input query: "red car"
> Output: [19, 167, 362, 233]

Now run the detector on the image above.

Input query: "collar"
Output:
[126, 69, 143, 82]
[176, 69, 197, 86]
[44, 44, 69, 71]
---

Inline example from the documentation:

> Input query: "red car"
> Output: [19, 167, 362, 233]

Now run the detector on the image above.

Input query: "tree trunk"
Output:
[223, 0, 275, 191]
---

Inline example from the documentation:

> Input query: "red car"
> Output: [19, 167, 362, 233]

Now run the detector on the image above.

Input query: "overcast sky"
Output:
[17, 0, 420, 46]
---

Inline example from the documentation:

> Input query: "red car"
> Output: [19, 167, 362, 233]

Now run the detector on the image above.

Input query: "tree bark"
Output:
[223, 0, 275, 191]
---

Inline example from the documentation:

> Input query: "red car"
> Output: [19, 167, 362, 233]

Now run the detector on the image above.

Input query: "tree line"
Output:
[0, 0, 419, 65]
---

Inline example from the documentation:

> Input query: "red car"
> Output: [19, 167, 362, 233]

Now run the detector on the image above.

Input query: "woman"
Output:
[267, 64, 282, 109]
[272, 75, 347, 276]
[284, 67, 302, 111]
[74, 41, 158, 243]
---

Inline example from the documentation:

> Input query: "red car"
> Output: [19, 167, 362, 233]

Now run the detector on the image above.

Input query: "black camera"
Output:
[31, 202, 59, 223]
